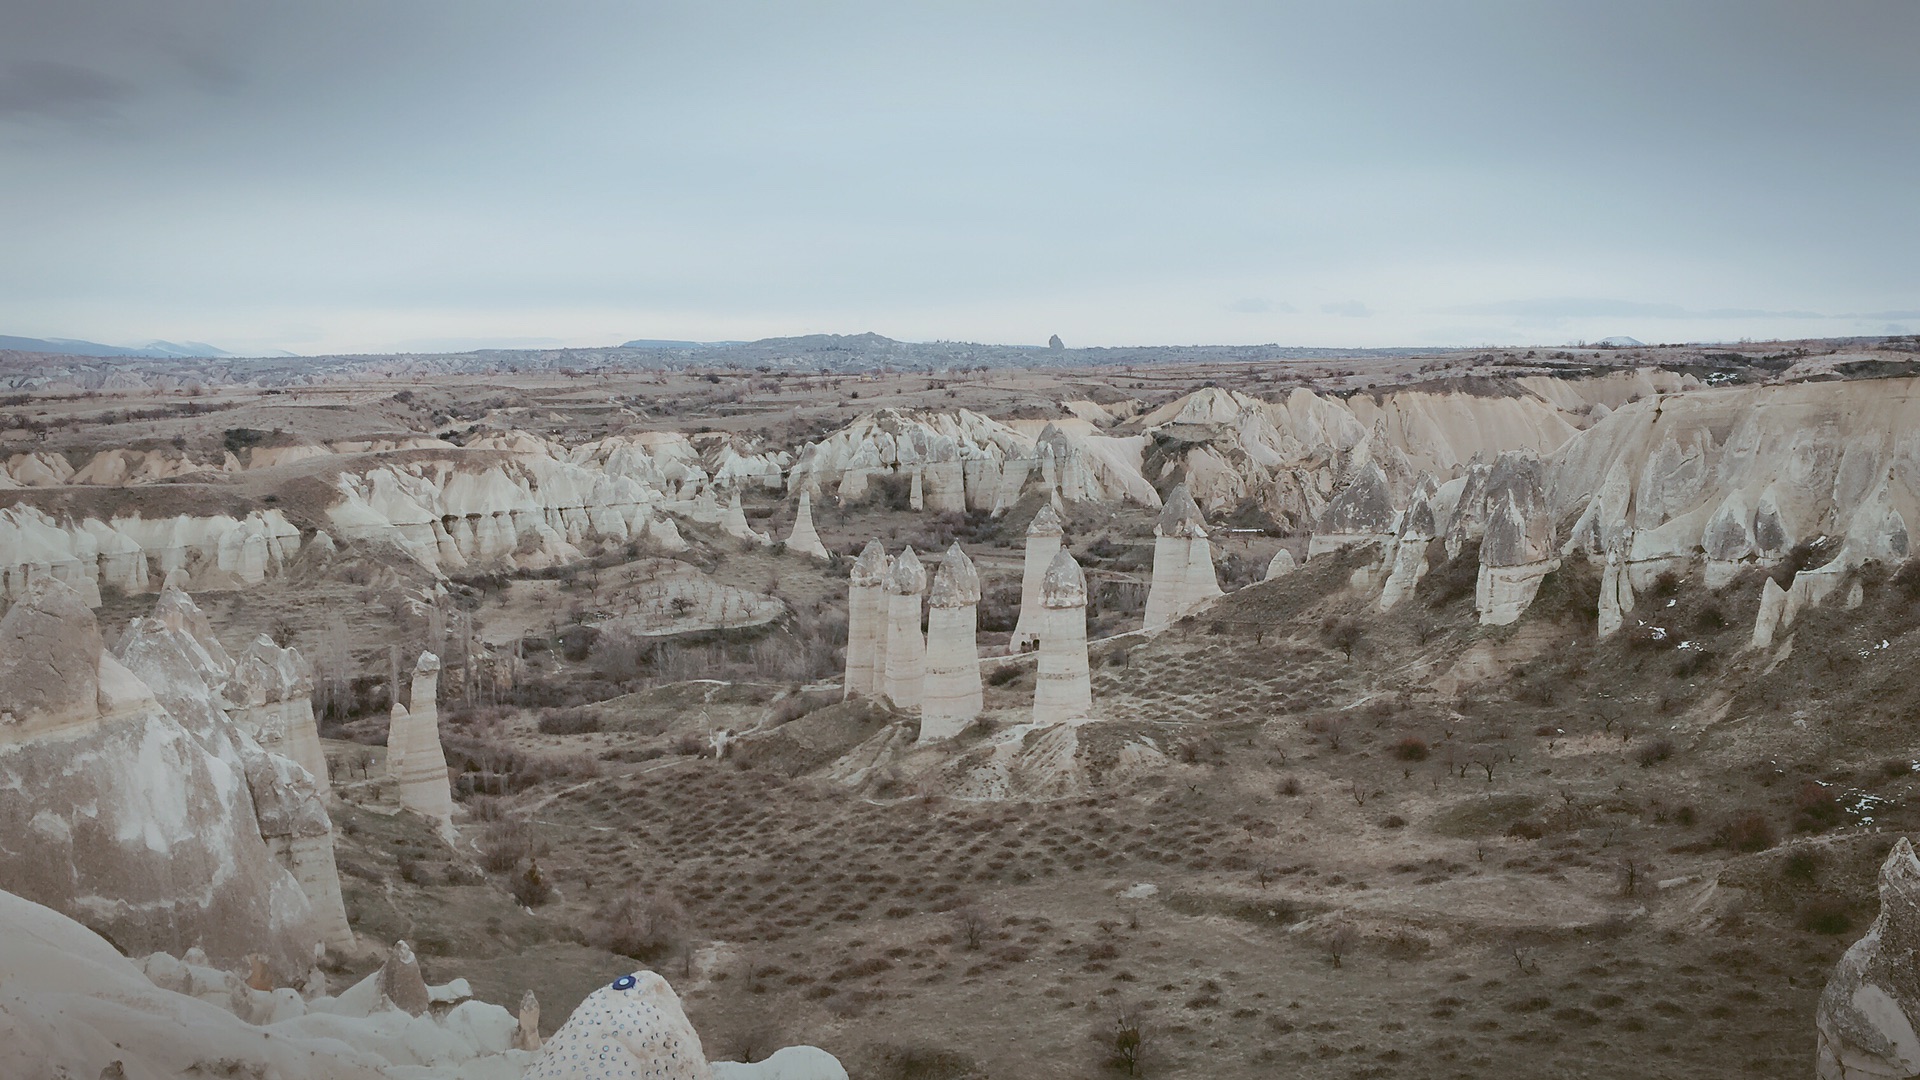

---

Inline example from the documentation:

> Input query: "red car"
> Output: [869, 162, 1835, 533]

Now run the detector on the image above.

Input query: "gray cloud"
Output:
[0, 2, 1913, 353]
[0, 61, 132, 122]
[1228, 298, 1295, 314]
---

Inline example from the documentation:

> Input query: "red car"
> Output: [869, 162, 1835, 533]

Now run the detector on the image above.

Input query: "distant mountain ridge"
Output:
[0, 335, 240, 359]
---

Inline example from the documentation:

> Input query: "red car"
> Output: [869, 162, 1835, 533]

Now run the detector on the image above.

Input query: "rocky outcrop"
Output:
[920, 543, 983, 743]
[0, 505, 302, 608]
[246, 750, 353, 953]
[1474, 452, 1560, 626]
[388, 653, 454, 831]
[1143, 484, 1222, 631]
[1265, 548, 1297, 580]
[787, 408, 1157, 512]
[0, 884, 537, 1079]
[721, 489, 770, 544]
[593, 565, 786, 638]
[1135, 384, 1584, 529]
[229, 633, 328, 797]
[515, 990, 543, 1051]
[378, 940, 432, 1017]
[882, 548, 927, 710]
[1309, 461, 1398, 558]
[1550, 378, 1920, 603]
[1033, 549, 1092, 724]
[1816, 838, 1920, 1079]
[524, 969, 710, 1080]
[843, 541, 890, 700]
[1597, 544, 1635, 640]
[0, 579, 327, 977]
[1010, 505, 1064, 651]
[712, 1046, 851, 1080]
[784, 490, 830, 559]
[0, 575, 103, 733]
[1378, 474, 1438, 609]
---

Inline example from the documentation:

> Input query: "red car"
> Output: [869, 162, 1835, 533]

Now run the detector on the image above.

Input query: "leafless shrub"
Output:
[951, 903, 990, 951]
[510, 859, 554, 907]
[591, 888, 688, 962]
[1323, 923, 1359, 968]
[1634, 737, 1674, 767]
[478, 819, 546, 873]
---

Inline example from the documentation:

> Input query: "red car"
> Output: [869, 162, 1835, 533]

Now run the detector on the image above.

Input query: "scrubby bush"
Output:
[1392, 736, 1430, 762]
[478, 819, 545, 873]
[1798, 896, 1852, 935]
[537, 707, 600, 735]
[1894, 559, 1920, 602]
[1717, 810, 1776, 852]
[1106, 1010, 1148, 1076]
[592, 888, 688, 961]
[986, 664, 1023, 687]
[770, 690, 836, 726]
[1691, 600, 1728, 632]
[1634, 737, 1674, 767]
[1320, 615, 1364, 658]
[1782, 848, 1820, 883]
[510, 859, 555, 907]
[1418, 540, 1480, 608]
[1793, 781, 1844, 832]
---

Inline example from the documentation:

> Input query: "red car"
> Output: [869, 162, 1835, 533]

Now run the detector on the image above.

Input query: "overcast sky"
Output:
[2, 2, 1916, 356]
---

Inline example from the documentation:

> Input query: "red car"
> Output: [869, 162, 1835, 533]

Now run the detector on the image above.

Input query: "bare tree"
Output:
[1324, 923, 1359, 969]
[951, 903, 990, 951]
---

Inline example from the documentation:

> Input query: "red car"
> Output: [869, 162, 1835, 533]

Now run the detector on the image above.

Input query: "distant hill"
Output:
[0, 335, 237, 359]
[136, 340, 233, 358]
[1596, 336, 1646, 348]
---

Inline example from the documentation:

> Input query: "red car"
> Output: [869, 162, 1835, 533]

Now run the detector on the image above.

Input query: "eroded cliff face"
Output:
[10, 374, 1920, 643]
[1281, 377, 1920, 632]
[0, 428, 789, 604]
[1135, 383, 1600, 529]
[1817, 838, 1920, 1080]
[787, 407, 1159, 512]
[0, 578, 339, 977]
[1554, 378, 1920, 589]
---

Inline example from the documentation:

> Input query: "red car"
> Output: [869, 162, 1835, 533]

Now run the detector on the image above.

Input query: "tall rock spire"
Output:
[1033, 548, 1092, 724]
[844, 540, 889, 700]
[1143, 484, 1221, 631]
[388, 652, 454, 831]
[1010, 504, 1064, 652]
[921, 543, 983, 741]
[784, 490, 830, 560]
[882, 547, 928, 709]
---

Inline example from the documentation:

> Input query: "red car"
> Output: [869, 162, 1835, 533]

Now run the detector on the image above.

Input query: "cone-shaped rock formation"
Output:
[921, 543, 983, 742]
[1033, 548, 1092, 723]
[1143, 484, 1222, 631]
[882, 547, 927, 709]
[1010, 505, 1064, 651]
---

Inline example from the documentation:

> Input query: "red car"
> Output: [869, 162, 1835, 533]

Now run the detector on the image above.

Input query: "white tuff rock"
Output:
[882, 547, 928, 710]
[389, 652, 455, 832]
[920, 543, 983, 742]
[783, 490, 830, 559]
[523, 969, 709, 1080]
[1143, 484, 1223, 631]
[1010, 504, 1063, 652]
[843, 540, 890, 700]
[1816, 838, 1920, 1079]
[1033, 548, 1092, 724]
